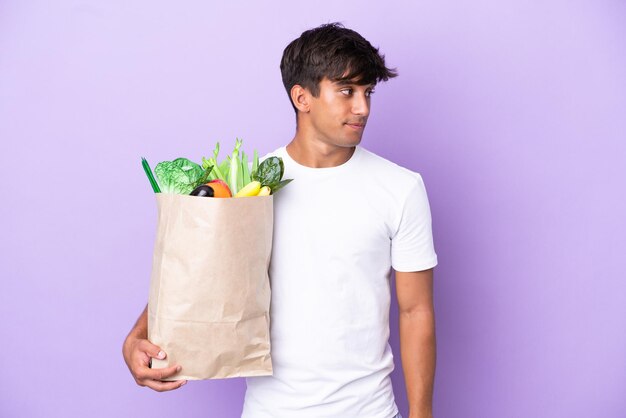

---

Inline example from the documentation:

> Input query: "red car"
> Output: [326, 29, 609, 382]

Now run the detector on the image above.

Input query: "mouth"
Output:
[345, 122, 366, 131]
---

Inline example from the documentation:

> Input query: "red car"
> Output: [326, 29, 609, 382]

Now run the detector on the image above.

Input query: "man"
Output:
[123, 23, 437, 418]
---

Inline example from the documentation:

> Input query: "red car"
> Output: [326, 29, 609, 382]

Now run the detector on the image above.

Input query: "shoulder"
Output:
[357, 146, 425, 193]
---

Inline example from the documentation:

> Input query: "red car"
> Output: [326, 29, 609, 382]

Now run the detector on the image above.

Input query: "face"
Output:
[305, 77, 375, 148]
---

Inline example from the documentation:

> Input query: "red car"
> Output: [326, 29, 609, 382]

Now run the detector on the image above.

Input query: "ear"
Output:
[290, 84, 311, 113]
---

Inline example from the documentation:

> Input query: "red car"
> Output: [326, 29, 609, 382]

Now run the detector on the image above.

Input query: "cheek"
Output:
[319, 102, 339, 122]
[325, 101, 345, 121]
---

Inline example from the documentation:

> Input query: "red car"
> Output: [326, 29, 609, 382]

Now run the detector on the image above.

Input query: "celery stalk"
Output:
[251, 150, 259, 179]
[229, 138, 242, 195]
[202, 142, 226, 181]
[241, 152, 251, 186]
[219, 159, 230, 182]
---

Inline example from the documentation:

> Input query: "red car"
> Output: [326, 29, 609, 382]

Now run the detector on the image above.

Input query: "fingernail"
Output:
[176, 365, 182, 372]
[157, 351, 165, 359]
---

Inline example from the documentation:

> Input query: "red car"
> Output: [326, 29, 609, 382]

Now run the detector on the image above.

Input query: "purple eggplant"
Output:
[190, 185, 214, 197]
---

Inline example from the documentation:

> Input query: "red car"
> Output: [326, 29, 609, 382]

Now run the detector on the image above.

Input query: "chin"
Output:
[333, 140, 360, 149]
[323, 134, 362, 148]
[345, 137, 363, 147]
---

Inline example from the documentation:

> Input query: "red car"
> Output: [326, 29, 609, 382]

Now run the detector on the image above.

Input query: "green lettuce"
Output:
[154, 158, 203, 194]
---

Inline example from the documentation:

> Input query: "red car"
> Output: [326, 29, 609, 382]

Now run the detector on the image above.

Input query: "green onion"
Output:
[141, 157, 161, 193]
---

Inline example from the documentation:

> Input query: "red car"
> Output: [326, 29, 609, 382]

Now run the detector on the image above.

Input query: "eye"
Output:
[340, 88, 353, 96]
[366, 89, 375, 97]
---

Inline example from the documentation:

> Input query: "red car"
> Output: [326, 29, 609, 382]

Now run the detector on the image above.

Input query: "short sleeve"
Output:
[391, 174, 438, 272]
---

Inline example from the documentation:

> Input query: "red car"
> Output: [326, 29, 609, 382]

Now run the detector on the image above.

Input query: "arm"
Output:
[122, 304, 187, 391]
[395, 268, 436, 418]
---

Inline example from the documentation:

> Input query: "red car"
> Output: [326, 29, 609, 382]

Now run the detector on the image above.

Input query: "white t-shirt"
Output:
[242, 144, 438, 418]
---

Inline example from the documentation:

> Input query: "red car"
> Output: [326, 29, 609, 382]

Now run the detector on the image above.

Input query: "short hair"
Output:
[280, 22, 398, 114]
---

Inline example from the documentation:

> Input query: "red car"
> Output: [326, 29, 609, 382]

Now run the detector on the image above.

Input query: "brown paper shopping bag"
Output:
[147, 193, 273, 380]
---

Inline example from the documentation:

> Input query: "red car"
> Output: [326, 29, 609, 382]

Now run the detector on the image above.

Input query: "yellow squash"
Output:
[257, 186, 271, 196]
[235, 181, 261, 197]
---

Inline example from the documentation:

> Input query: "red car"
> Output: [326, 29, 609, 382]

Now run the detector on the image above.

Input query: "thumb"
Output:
[143, 340, 167, 359]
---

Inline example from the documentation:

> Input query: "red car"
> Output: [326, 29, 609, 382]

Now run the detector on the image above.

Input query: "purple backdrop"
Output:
[1, 1, 625, 417]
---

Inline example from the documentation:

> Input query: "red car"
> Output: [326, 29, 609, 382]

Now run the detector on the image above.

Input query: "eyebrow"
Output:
[334, 79, 376, 88]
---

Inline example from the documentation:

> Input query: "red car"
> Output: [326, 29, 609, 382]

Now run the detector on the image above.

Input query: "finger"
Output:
[139, 364, 182, 381]
[138, 340, 167, 360]
[144, 379, 187, 392]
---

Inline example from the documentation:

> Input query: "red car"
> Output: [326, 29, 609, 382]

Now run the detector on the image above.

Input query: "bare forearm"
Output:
[399, 310, 436, 418]
[125, 304, 148, 347]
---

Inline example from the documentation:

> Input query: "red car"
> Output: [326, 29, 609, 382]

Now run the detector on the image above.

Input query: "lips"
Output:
[346, 122, 365, 130]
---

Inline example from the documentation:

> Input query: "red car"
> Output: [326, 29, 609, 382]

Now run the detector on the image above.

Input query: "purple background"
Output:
[1, 1, 625, 417]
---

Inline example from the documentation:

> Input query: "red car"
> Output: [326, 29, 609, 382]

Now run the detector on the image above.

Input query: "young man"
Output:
[123, 23, 437, 418]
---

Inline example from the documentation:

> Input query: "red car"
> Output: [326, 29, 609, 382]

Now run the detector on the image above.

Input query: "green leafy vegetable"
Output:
[154, 158, 203, 194]
[193, 165, 214, 189]
[270, 178, 293, 194]
[253, 156, 293, 194]
[146, 138, 293, 196]
[253, 156, 282, 187]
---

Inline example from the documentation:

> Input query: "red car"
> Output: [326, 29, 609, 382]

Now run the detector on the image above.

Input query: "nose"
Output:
[351, 93, 370, 117]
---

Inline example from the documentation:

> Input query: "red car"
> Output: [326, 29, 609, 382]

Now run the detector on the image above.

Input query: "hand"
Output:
[122, 336, 187, 392]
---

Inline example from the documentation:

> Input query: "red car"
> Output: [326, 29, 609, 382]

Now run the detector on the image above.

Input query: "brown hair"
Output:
[280, 22, 398, 114]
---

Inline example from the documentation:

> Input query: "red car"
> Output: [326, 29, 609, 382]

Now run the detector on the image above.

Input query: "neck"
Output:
[286, 129, 357, 169]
